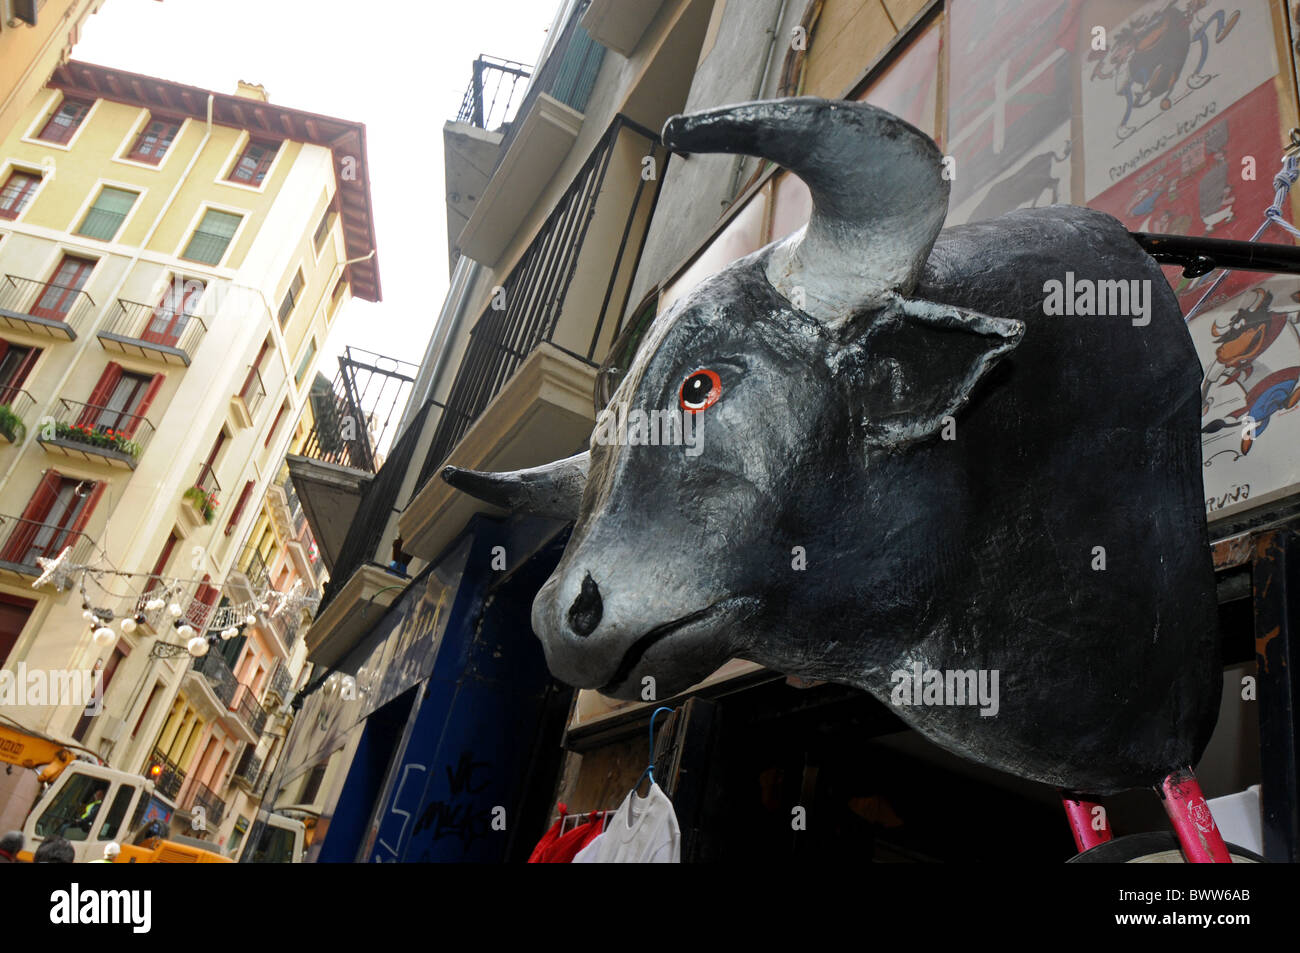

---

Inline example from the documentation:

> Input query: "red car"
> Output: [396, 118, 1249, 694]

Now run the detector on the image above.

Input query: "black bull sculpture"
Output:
[443, 98, 1221, 795]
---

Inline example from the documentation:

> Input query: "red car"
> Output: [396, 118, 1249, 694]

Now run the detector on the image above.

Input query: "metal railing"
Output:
[236, 544, 271, 593]
[232, 746, 262, 790]
[148, 747, 186, 801]
[267, 660, 293, 703]
[0, 274, 96, 337]
[183, 463, 221, 525]
[39, 398, 155, 464]
[415, 116, 657, 488]
[0, 514, 95, 573]
[0, 388, 34, 442]
[230, 682, 268, 737]
[191, 649, 237, 707]
[456, 54, 532, 131]
[101, 298, 208, 361]
[298, 347, 416, 472]
[237, 365, 266, 419]
[494, 8, 606, 163]
[185, 781, 225, 826]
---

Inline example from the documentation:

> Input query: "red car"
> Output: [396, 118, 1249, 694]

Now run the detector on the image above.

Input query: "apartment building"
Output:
[0, 0, 106, 146]
[0, 60, 379, 835]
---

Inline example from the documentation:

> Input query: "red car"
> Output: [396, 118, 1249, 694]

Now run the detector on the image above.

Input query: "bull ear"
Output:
[440, 452, 589, 521]
[849, 295, 1023, 448]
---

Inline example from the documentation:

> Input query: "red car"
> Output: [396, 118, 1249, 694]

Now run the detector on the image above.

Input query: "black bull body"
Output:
[443, 98, 1220, 794]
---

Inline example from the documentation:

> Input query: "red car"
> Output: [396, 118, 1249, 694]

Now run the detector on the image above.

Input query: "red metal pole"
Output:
[1060, 790, 1112, 853]
[1157, 767, 1232, 863]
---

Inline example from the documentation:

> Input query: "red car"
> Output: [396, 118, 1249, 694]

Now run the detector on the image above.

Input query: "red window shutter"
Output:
[1, 469, 62, 563]
[7, 345, 40, 392]
[0, 340, 7, 365]
[225, 480, 254, 535]
[64, 481, 105, 538]
[79, 362, 122, 426]
[120, 372, 163, 438]
[264, 403, 287, 448]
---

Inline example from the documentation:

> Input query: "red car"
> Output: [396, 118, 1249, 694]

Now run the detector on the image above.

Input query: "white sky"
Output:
[72, 0, 558, 378]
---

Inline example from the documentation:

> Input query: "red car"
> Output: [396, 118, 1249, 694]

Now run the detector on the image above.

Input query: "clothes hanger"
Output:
[631, 706, 675, 798]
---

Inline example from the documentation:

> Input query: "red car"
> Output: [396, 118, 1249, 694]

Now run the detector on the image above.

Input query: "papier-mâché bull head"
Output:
[443, 98, 1220, 794]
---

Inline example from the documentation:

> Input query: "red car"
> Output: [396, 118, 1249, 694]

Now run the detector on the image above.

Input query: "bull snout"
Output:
[566, 571, 603, 637]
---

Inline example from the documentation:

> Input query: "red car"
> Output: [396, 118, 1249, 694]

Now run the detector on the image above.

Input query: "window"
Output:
[295, 338, 316, 386]
[0, 471, 104, 567]
[126, 118, 180, 164]
[33, 772, 104, 841]
[0, 593, 36, 669]
[95, 784, 135, 841]
[31, 255, 94, 322]
[147, 533, 178, 591]
[36, 98, 92, 145]
[328, 277, 347, 318]
[74, 645, 126, 743]
[130, 682, 163, 739]
[77, 187, 137, 241]
[78, 362, 163, 437]
[225, 480, 255, 535]
[264, 399, 289, 448]
[227, 140, 278, 186]
[313, 208, 335, 252]
[182, 209, 241, 265]
[0, 341, 41, 402]
[143, 277, 204, 347]
[0, 169, 41, 219]
[278, 269, 304, 327]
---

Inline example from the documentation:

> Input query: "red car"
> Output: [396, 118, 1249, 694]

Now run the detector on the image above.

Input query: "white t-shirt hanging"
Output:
[572, 781, 680, 863]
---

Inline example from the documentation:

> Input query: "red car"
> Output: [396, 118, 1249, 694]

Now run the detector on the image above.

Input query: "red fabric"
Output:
[528, 806, 606, 863]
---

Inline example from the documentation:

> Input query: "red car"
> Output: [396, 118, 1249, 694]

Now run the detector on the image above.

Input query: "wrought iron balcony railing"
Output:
[184, 780, 225, 826]
[0, 274, 95, 339]
[235, 543, 271, 594]
[190, 649, 237, 707]
[0, 387, 34, 443]
[230, 682, 268, 737]
[231, 746, 262, 791]
[182, 463, 221, 526]
[37, 398, 155, 468]
[267, 659, 293, 703]
[98, 298, 208, 365]
[148, 747, 186, 801]
[456, 54, 532, 131]
[0, 514, 95, 575]
[237, 365, 266, 419]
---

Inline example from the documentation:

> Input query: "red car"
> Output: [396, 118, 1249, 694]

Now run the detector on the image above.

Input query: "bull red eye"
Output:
[680, 369, 721, 413]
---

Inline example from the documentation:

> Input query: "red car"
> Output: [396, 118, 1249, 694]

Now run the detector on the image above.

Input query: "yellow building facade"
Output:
[0, 60, 379, 837]
[0, 0, 105, 147]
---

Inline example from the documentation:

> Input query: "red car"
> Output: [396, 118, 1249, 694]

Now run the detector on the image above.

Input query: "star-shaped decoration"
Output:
[31, 547, 74, 591]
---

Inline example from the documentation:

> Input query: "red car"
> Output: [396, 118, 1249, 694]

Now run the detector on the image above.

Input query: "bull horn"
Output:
[440, 451, 589, 521]
[662, 97, 948, 327]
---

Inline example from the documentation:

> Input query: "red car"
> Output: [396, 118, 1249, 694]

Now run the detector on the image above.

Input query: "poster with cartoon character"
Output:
[1080, 0, 1272, 201]
[1192, 276, 1300, 517]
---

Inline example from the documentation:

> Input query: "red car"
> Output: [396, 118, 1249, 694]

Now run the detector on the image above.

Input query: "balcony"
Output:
[180, 463, 221, 530]
[230, 365, 265, 429]
[147, 747, 186, 801]
[0, 515, 95, 577]
[184, 781, 225, 827]
[456, 54, 531, 132]
[230, 544, 271, 601]
[36, 398, 154, 469]
[0, 274, 95, 340]
[231, 746, 263, 794]
[265, 659, 293, 706]
[189, 648, 237, 708]
[0, 388, 34, 443]
[580, 0, 667, 56]
[230, 682, 268, 741]
[97, 298, 208, 366]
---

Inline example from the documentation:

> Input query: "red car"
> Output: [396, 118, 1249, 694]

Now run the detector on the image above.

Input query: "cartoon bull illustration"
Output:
[441, 98, 1220, 798]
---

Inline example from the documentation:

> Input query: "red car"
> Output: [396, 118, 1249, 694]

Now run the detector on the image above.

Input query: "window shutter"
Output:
[65, 481, 105, 538]
[0, 341, 8, 365]
[225, 480, 255, 536]
[8, 346, 40, 391]
[1, 470, 62, 562]
[79, 362, 123, 426]
[121, 372, 164, 438]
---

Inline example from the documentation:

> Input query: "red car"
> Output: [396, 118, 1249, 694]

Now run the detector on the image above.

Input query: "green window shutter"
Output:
[77, 187, 137, 240]
[183, 209, 243, 265]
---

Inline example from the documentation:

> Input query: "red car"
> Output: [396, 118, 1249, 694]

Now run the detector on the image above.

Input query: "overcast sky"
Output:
[72, 0, 558, 379]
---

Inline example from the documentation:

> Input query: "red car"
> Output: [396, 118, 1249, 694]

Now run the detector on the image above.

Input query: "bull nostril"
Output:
[567, 571, 603, 637]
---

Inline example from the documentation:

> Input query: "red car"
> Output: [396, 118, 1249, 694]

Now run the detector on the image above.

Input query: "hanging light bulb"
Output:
[120, 617, 137, 634]
[145, 598, 165, 611]
[82, 609, 95, 622]
[260, 602, 270, 613]
[219, 626, 236, 640]
[245, 614, 257, 627]
[176, 623, 196, 639]
[167, 603, 183, 617]
[187, 636, 209, 657]
[92, 626, 115, 646]
[134, 613, 147, 625]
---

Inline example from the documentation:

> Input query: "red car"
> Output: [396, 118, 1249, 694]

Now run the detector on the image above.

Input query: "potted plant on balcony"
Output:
[182, 486, 219, 524]
[52, 421, 142, 459]
[0, 404, 24, 443]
